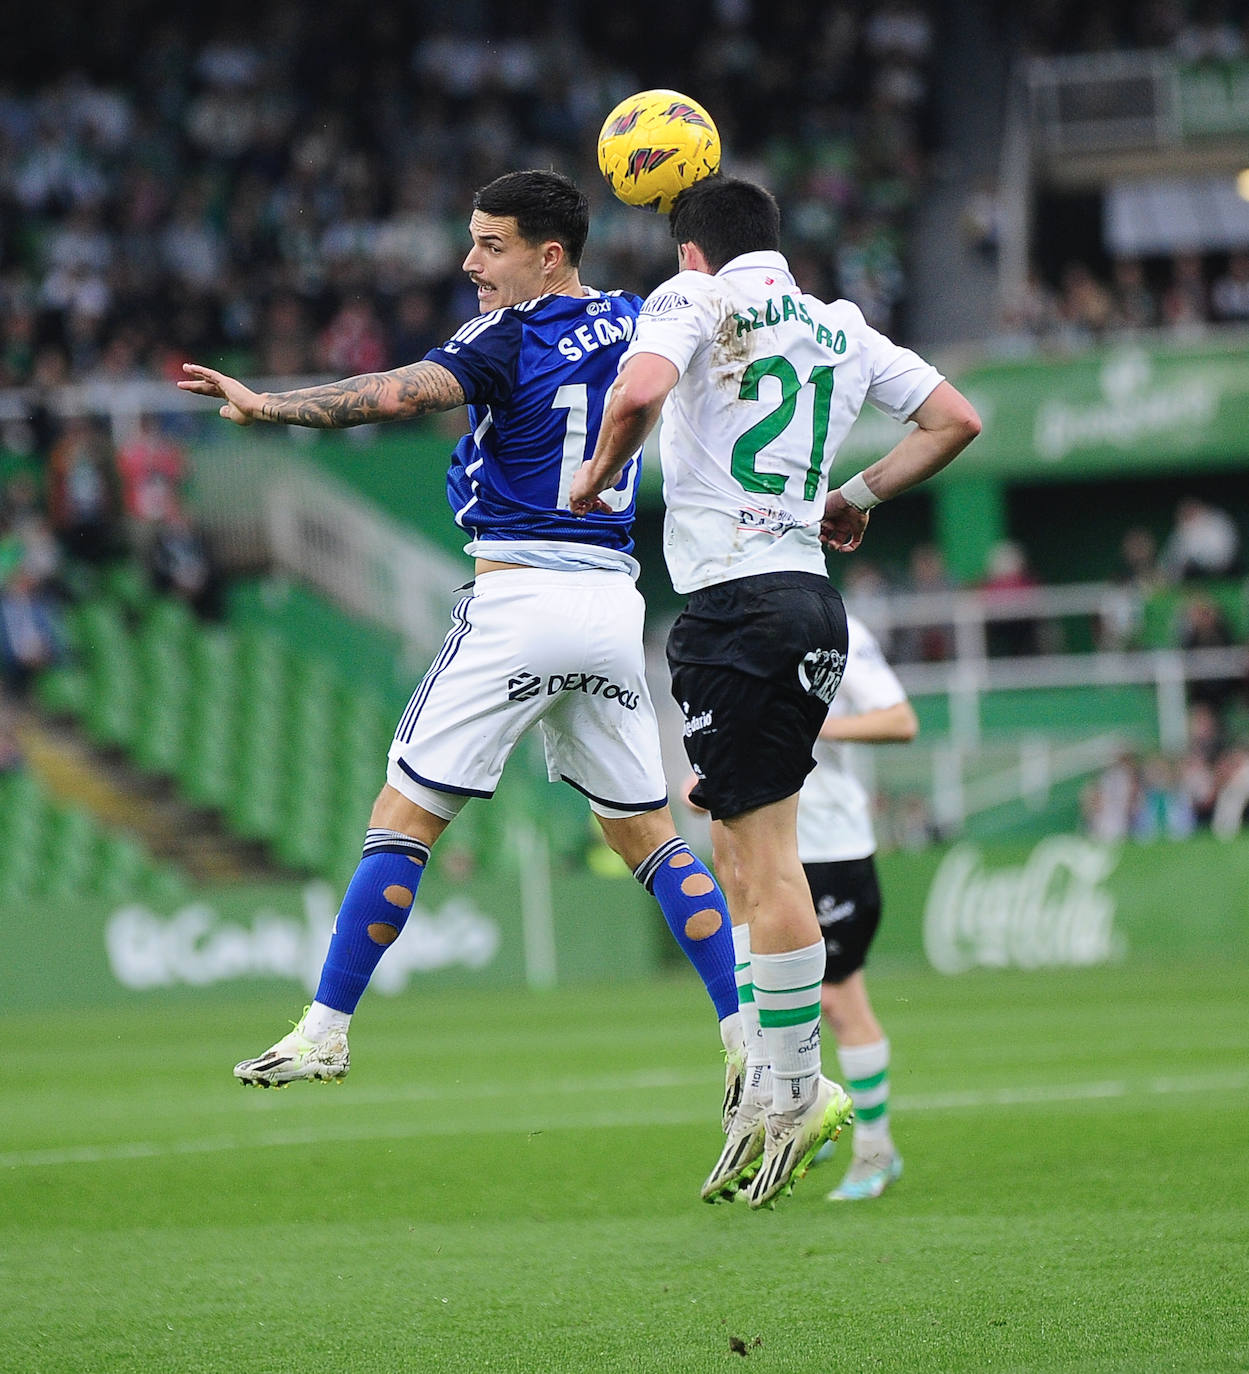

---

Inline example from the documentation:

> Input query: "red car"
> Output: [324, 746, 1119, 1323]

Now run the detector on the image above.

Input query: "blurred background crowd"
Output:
[0, 0, 1247, 861]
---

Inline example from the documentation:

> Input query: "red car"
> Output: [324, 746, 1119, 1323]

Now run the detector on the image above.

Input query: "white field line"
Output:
[2, 1069, 1246, 1171]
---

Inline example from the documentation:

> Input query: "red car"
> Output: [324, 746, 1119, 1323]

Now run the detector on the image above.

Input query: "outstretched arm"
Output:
[178, 361, 466, 428]
[822, 380, 981, 552]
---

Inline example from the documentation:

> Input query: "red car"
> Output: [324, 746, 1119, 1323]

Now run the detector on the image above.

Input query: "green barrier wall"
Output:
[872, 831, 1249, 974]
[5, 859, 661, 1012]
[11, 833, 1247, 1011]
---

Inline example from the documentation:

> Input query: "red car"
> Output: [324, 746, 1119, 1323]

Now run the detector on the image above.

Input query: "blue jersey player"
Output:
[180, 172, 743, 1141]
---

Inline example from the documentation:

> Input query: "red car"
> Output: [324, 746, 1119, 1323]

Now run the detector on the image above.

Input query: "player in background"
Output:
[798, 612, 917, 1201]
[179, 171, 741, 1097]
[570, 175, 980, 1207]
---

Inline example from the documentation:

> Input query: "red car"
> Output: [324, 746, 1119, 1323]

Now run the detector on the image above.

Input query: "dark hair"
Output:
[473, 170, 590, 268]
[669, 176, 781, 273]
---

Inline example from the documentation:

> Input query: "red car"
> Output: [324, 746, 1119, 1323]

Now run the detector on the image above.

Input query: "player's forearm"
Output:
[847, 382, 981, 505]
[856, 420, 977, 502]
[820, 701, 918, 743]
[258, 362, 465, 428]
[582, 390, 661, 494]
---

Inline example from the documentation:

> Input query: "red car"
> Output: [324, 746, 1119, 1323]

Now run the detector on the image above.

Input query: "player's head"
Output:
[464, 171, 590, 311]
[669, 176, 781, 274]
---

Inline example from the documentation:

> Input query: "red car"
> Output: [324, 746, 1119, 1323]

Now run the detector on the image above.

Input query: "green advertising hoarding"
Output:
[839, 337, 1249, 481]
[8, 834, 1245, 1012]
[871, 831, 1249, 973]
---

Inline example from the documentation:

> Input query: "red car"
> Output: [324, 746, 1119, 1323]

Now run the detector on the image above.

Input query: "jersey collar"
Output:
[716, 250, 795, 285]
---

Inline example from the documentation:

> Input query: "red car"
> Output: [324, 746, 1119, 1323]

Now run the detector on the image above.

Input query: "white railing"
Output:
[192, 442, 468, 669]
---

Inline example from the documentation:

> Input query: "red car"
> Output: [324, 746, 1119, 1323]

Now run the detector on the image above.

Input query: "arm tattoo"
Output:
[258, 361, 466, 428]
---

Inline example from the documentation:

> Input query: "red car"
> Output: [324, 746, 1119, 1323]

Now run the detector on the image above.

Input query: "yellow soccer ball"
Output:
[596, 89, 721, 214]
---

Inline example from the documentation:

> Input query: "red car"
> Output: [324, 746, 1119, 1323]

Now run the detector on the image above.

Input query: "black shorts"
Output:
[667, 571, 848, 820]
[805, 855, 882, 982]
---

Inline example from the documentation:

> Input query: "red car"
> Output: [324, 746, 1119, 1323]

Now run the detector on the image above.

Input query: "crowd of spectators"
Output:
[996, 251, 1249, 354]
[0, 0, 938, 400]
[0, 416, 221, 693]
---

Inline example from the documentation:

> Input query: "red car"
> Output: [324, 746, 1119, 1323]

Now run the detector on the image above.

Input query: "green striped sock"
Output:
[752, 940, 825, 1111]
[733, 925, 771, 1100]
[838, 1039, 891, 1145]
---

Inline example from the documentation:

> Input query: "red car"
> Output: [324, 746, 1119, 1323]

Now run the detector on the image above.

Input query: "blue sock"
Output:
[635, 838, 738, 1022]
[314, 828, 430, 1014]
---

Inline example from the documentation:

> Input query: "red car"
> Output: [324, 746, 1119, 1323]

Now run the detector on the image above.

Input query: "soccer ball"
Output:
[596, 89, 721, 215]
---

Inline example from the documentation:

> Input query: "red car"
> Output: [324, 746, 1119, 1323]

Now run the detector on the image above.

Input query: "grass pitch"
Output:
[3, 960, 1247, 1373]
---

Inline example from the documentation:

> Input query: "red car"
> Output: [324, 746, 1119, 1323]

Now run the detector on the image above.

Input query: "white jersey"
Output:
[796, 614, 908, 863]
[622, 251, 944, 594]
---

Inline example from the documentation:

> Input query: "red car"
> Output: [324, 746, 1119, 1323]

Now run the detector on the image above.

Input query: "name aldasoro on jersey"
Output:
[734, 295, 849, 353]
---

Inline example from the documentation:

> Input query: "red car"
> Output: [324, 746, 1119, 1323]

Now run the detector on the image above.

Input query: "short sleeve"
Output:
[859, 319, 945, 423]
[620, 273, 718, 377]
[424, 307, 524, 407]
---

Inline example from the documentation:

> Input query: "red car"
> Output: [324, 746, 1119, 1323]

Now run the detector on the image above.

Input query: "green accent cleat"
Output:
[827, 1150, 903, 1201]
[701, 1095, 766, 1203]
[745, 1077, 854, 1210]
[233, 1009, 349, 1088]
[721, 1045, 746, 1133]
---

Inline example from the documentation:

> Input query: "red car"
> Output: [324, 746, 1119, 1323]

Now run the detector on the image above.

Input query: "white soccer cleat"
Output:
[701, 1095, 767, 1202]
[721, 1044, 746, 1132]
[233, 1011, 349, 1088]
[827, 1149, 903, 1202]
[745, 1076, 854, 1209]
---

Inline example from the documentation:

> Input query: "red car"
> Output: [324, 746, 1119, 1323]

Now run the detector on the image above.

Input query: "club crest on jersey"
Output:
[627, 146, 678, 179]
[798, 647, 846, 704]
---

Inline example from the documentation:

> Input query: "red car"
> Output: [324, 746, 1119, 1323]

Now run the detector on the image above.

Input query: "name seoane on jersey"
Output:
[557, 312, 637, 363]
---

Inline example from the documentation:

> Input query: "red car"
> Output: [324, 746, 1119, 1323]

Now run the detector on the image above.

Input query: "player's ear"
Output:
[678, 242, 710, 274]
[541, 239, 565, 275]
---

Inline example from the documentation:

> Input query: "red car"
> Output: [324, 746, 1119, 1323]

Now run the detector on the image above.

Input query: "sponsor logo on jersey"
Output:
[736, 505, 805, 537]
[546, 672, 639, 710]
[586, 299, 612, 315]
[680, 702, 714, 737]
[817, 896, 856, 925]
[642, 291, 693, 316]
[798, 647, 846, 705]
[507, 671, 542, 701]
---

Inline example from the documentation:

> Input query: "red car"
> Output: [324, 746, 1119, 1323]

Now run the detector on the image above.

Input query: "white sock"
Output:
[733, 925, 771, 1103]
[719, 1010, 743, 1055]
[302, 1001, 351, 1040]
[752, 940, 825, 1112]
[838, 1038, 893, 1154]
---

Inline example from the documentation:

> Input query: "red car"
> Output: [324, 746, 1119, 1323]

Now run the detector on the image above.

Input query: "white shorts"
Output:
[387, 568, 668, 818]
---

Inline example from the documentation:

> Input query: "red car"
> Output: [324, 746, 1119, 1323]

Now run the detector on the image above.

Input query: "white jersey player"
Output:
[798, 613, 917, 1202]
[571, 175, 979, 1209]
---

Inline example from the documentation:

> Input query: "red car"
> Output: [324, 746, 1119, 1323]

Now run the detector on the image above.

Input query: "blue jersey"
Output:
[427, 290, 643, 555]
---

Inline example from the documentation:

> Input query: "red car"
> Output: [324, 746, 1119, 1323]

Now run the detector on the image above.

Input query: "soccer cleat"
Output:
[701, 1095, 767, 1202]
[745, 1076, 854, 1210]
[827, 1150, 903, 1202]
[233, 1010, 349, 1088]
[721, 1045, 746, 1132]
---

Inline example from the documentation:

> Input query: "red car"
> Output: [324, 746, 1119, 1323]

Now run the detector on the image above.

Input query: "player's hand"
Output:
[178, 363, 264, 426]
[567, 466, 611, 517]
[681, 772, 708, 813]
[820, 491, 870, 552]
